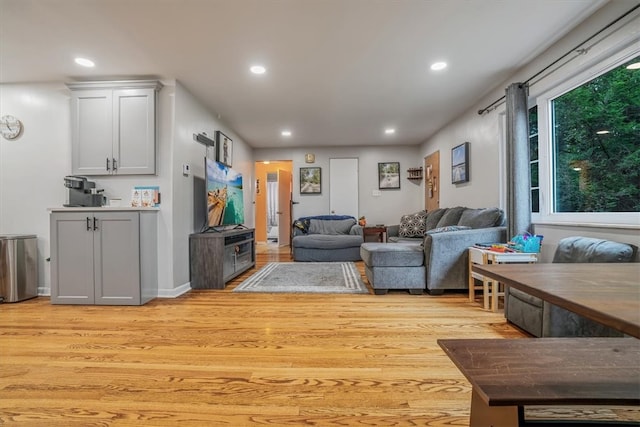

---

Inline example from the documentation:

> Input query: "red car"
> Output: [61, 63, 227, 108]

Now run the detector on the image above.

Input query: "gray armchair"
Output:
[505, 236, 638, 337]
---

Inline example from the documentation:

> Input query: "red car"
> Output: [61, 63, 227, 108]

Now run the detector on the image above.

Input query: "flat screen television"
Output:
[205, 157, 245, 228]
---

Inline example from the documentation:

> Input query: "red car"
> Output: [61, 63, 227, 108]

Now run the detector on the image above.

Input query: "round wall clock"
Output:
[0, 115, 23, 140]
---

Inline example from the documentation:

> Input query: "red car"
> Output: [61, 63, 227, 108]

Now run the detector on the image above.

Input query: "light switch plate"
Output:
[182, 163, 190, 176]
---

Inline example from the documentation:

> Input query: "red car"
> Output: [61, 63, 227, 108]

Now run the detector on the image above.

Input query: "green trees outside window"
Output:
[550, 56, 639, 213]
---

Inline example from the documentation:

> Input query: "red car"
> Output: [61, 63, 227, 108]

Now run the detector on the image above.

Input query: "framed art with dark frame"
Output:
[216, 131, 233, 167]
[378, 162, 400, 189]
[300, 167, 321, 194]
[451, 142, 469, 184]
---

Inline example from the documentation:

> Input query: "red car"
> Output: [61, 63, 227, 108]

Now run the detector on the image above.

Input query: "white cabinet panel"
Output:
[67, 81, 161, 175]
[50, 210, 157, 305]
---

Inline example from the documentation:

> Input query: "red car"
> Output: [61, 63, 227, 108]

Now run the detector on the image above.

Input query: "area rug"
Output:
[233, 262, 369, 294]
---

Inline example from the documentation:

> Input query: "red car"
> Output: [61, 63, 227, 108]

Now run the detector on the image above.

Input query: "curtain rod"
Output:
[477, 3, 640, 116]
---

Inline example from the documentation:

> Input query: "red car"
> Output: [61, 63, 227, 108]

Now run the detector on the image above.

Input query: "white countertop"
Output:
[49, 206, 160, 212]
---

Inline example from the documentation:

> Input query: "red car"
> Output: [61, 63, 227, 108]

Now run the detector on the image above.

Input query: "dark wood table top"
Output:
[472, 263, 640, 338]
[438, 338, 640, 407]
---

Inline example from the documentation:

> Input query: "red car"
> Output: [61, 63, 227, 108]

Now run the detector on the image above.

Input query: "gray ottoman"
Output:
[360, 243, 426, 295]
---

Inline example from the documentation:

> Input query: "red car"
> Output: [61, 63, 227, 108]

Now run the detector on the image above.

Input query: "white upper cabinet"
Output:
[67, 80, 162, 175]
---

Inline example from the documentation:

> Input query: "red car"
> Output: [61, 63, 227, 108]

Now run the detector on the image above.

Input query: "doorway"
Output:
[254, 161, 293, 249]
[424, 151, 440, 212]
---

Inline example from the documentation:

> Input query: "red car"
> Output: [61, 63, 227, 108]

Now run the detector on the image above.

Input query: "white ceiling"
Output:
[0, 0, 606, 148]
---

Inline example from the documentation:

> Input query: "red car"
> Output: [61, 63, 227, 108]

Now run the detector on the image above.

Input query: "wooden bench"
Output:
[438, 338, 640, 426]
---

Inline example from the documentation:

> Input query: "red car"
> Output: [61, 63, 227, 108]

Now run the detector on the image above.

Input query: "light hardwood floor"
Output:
[1, 244, 633, 425]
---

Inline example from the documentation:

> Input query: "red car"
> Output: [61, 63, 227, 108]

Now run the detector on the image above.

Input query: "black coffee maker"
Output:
[63, 176, 105, 207]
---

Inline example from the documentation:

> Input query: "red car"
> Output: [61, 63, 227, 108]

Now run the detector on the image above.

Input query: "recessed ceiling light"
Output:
[250, 65, 266, 74]
[74, 57, 95, 67]
[384, 128, 395, 135]
[430, 61, 447, 71]
[281, 130, 292, 137]
[596, 130, 610, 135]
[626, 62, 640, 70]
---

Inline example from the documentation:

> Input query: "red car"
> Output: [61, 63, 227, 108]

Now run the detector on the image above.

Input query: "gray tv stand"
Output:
[189, 228, 256, 289]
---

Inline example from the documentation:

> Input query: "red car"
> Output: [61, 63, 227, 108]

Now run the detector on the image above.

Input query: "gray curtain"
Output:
[505, 83, 531, 238]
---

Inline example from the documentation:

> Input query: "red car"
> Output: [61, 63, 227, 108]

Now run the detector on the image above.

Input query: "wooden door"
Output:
[425, 151, 440, 212]
[277, 169, 292, 247]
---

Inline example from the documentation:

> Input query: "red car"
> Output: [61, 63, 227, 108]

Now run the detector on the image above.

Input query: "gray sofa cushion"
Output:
[458, 207, 504, 229]
[360, 242, 424, 267]
[292, 234, 363, 249]
[435, 206, 465, 228]
[552, 236, 636, 263]
[425, 208, 446, 231]
[308, 218, 356, 235]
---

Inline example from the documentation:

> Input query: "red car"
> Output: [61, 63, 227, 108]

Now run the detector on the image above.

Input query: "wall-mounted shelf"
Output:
[407, 167, 423, 180]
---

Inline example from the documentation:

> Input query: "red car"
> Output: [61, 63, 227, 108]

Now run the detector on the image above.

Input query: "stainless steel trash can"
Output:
[0, 234, 38, 302]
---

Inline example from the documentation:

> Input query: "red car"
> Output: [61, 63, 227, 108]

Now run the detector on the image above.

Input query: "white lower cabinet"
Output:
[50, 210, 157, 305]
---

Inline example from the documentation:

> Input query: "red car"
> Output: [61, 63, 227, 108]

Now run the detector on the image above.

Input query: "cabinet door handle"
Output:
[86, 217, 91, 231]
[113, 158, 117, 171]
[106, 157, 110, 171]
[93, 217, 98, 231]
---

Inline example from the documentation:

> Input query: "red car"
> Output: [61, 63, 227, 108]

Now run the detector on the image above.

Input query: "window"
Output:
[551, 55, 639, 213]
[534, 50, 640, 226]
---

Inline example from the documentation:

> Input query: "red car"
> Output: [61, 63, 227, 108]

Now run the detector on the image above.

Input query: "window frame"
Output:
[532, 44, 640, 228]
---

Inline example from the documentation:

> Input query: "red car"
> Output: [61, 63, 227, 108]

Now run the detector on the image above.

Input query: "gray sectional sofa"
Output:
[383, 206, 506, 294]
[505, 236, 638, 337]
[292, 215, 363, 262]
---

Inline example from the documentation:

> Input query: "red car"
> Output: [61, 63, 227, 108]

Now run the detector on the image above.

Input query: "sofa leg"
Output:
[426, 289, 444, 295]
[409, 289, 423, 295]
[374, 289, 389, 295]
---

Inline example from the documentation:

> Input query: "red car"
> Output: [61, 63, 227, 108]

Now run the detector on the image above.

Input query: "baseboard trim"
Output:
[157, 282, 192, 298]
[37, 284, 192, 299]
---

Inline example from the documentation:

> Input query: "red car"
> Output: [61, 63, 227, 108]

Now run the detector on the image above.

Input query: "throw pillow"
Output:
[308, 218, 356, 235]
[425, 208, 446, 231]
[458, 207, 504, 228]
[293, 219, 310, 234]
[435, 206, 465, 228]
[426, 225, 472, 234]
[399, 210, 428, 237]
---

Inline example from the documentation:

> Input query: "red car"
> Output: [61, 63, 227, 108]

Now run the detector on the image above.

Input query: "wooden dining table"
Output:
[440, 262, 640, 426]
[472, 262, 640, 338]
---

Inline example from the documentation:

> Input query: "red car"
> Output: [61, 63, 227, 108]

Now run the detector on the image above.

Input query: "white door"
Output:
[277, 169, 292, 247]
[329, 158, 358, 217]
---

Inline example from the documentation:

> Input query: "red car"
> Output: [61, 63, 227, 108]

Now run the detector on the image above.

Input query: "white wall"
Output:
[0, 83, 71, 293]
[254, 145, 424, 225]
[0, 79, 254, 296]
[419, 1, 640, 260]
[171, 81, 254, 291]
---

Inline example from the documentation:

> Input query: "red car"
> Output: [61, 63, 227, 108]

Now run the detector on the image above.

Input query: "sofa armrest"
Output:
[350, 224, 363, 236]
[423, 226, 507, 292]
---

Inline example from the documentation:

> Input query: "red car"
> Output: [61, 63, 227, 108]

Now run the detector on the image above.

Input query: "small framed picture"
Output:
[216, 131, 233, 167]
[452, 142, 470, 184]
[378, 162, 400, 189]
[300, 167, 321, 194]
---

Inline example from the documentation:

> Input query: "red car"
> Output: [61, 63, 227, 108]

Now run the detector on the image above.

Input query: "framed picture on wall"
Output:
[451, 142, 470, 184]
[216, 131, 233, 167]
[300, 167, 321, 194]
[378, 162, 400, 189]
